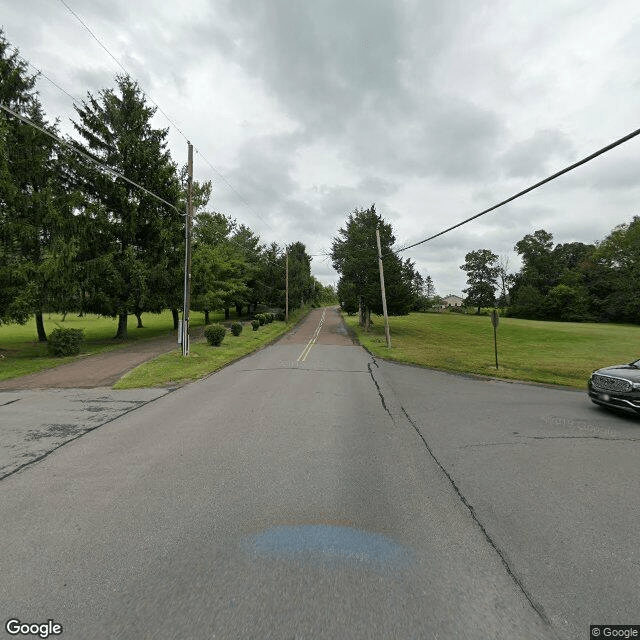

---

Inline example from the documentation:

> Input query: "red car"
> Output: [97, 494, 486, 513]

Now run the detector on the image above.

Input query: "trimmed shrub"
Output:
[48, 327, 84, 357]
[256, 313, 266, 326]
[276, 311, 285, 321]
[230, 321, 243, 336]
[251, 319, 260, 331]
[265, 312, 274, 323]
[204, 324, 226, 346]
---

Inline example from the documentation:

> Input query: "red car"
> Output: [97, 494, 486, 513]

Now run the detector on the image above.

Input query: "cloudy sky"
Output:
[3, 0, 640, 295]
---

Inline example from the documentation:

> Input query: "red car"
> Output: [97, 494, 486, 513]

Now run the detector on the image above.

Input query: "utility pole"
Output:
[181, 142, 193, 356]
[285, 248, 289, 323]
[491, 308, 499, 369]
[376, 225, 391, 348]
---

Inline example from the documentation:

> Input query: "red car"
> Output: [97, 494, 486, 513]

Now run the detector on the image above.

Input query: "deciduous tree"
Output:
[460, 249, 499, 314]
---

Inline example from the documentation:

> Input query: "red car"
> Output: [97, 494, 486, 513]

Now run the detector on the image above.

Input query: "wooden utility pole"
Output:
[285, 248, 289, 323]
[181, 142, 193, 356]
[491, 308, 499, 369]
[376, 226, 391, 348]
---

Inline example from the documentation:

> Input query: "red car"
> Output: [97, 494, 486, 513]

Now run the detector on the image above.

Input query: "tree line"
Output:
[0, 32, 332, 341]
[460, 218, 640, 323]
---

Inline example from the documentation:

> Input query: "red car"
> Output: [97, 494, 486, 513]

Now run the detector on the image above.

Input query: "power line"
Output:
[17, 51, 83, 105]
[57, 0, 190, 144]
[56, 0, 271, 234]
[193, 146, 275, 232]
[395, 125, 640, 254]
[0, 102, 182, 215]
[324, 124, 640, 269]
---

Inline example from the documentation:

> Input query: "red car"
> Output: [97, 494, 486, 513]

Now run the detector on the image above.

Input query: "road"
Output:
[1, 307, 638, 639]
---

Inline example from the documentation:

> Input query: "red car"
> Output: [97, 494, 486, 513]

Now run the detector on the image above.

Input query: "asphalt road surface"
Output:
[1, 307, 638, 639]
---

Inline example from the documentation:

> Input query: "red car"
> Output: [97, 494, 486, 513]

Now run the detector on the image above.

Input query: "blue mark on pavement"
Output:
[242, 524, 413, 572]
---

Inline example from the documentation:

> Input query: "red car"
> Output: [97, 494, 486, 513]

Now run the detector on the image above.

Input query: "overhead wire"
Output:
[56, 0, 190, 144]
[18, 52, 83, 106]
[3, 98, 291, 271]
[394, 125, 640, 254]
[327, 124, 640, 266]
[28, 1, 639, 274]
[4, 20, 322, 297]
[56, 0, 274, 234]
[193, 147, 275, 232]
[1, 94, 297, 269]
[0, 102, 182, 215]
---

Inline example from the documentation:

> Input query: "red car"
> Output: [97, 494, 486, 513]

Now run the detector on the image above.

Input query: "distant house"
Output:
[441, 294, 464, 309]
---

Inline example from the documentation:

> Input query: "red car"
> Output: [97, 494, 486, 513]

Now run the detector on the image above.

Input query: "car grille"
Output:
[592, 374, 633, 393]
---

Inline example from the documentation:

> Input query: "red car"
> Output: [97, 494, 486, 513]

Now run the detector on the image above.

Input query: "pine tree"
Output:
[331, 205, 415, 328]
[0, 32, 76, 338]
[70, 75, 182, 339]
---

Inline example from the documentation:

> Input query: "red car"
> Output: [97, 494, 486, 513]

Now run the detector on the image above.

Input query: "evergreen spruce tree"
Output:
[70, 75, 182, 339]
[331, 205, 415, 328]
[0, 32, 76, 338]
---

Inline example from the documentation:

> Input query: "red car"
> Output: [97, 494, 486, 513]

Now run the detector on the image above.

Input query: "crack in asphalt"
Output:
[72, 398, 146, 405]
[458, 435, 640, 450]
[400, 406, 551, 627]
[0, 389, 175, 483]
[519, 435, 640, 443]
[0, 398, 21, 407]
[367, 362, 392, 420]
[459, 441, 527, 449]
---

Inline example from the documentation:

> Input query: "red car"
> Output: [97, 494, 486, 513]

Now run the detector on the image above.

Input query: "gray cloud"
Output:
[3, 0, 640, 292]
[565, 153, 640, 191]
[221, 0, 407, 132]
[501, 129, 575, 178]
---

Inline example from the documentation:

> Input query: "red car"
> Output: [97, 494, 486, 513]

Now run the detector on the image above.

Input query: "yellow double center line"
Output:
[297, 309, 325, 363]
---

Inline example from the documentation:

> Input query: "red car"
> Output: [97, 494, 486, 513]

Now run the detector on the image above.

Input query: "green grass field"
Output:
[115, 307, 310, 389]
[0, 309, 230, 381]
[344, 311, 640, 388]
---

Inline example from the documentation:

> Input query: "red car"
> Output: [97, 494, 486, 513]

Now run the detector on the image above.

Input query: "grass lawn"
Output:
[0, 310, 232, 381]
[115, 307, 310, 389]
[344, 311, 640, 388]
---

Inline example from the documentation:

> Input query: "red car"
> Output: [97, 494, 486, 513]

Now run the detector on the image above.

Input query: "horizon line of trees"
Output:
[0, 30, 332, 341]
[459, 217, 640, 323]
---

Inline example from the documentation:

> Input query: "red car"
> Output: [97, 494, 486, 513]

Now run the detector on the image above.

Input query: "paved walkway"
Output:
[0, 326, 213, 390]
[0, 334, 181, 390]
